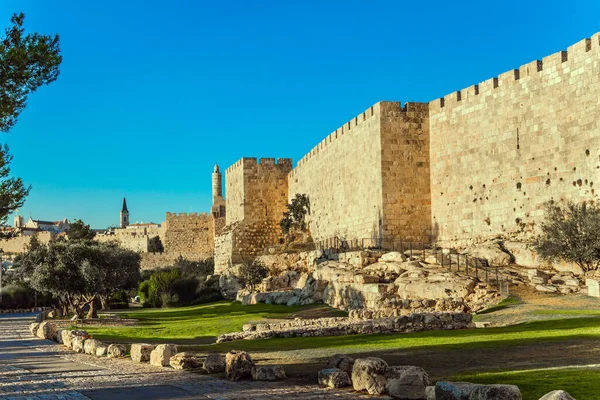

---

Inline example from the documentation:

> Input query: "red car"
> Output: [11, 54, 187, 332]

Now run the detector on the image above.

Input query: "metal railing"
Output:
[315, 236, 509, 296]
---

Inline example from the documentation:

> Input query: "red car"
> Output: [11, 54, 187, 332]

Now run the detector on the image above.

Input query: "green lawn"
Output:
[451, 367, 599, 400]
[86, 301, 345, 343]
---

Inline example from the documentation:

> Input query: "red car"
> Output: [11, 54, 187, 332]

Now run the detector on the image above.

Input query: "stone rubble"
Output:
[150, 344, 178, 366]
[106, 343, 126, 358]
[318, 368, 352, 388]
[225, 350, 255, 381]
[169, 352, 204, 370]
[130, 343, 155, 362]
[203, 353, 226, 373]
[252, 365, 287, 381]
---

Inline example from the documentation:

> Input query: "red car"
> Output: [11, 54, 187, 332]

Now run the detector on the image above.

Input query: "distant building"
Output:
[120, 197, 130, 228]
[14, 215, 70, 234]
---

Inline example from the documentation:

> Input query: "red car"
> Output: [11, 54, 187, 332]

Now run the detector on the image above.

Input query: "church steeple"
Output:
[120, 197, 130, 228]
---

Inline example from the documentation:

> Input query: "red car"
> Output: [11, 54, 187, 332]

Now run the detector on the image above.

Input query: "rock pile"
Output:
[217, 312, 472, 343]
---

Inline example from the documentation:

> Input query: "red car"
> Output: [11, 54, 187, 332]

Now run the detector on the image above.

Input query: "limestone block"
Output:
[29, 323, 40, 337]
[203, 353, 226, 373]
[83, 339, 104, 356]
[252, 365, 286, 381]
[169, 352, 204, 370]
[326, 354, 354, 377]
[96, 345, 108, 356]
[72, 336, 86, 353]
[150, 344, 177, 366]
[318, 368, 352, 388]
[586, 279, 600, 297]
[107, 344, 126, 358]
[468, 384, 521, 399]
[130, 343, 155, 363]
[380, 252, 408, 263]
[385, 365, 430, 399]
[351, 357, 388, 395]
[538, 390, 576, 400]
[225, 350, 255, 381]
[37, 321, 59, 341]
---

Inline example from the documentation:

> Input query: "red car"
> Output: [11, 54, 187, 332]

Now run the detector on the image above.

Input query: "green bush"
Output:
[238, 260, 269, 292]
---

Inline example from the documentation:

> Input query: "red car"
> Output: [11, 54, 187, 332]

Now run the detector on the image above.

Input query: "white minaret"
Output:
[212, 164, 222, 204]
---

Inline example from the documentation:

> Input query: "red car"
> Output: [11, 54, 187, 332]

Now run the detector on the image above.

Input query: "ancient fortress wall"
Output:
[380, 102, 431, 241]
[0, 231, 54, 254]
[289, 103, 384, 242]
[225, 160, 245, 224]
[429, 34, 600, 245]
[288, 101, 431, 242]
[164, 212, 213, 255]
[140, 251, 212, 270]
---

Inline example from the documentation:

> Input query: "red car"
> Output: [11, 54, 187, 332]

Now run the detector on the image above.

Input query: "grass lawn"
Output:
[86, 301, 346, 343]
[451, 367, 600, 400]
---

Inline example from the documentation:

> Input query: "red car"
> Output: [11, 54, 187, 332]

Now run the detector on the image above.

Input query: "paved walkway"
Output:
[0, 314, 378, 400]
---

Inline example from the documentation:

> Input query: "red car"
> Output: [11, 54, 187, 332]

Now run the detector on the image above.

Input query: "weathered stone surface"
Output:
[352, 357, 388, 395]
[130, 343, 155, 363]
[203, 353, 226, 373]
[467, 242, 512, 267]
[169, 352, 204, 370]
[327, 354, 354, 376]
[252, 365, 286, 381]
[468, 384, 521, 400]
[225, 350, 255, 381]
[96, 345, 107, 356]
[587, 279, 600, 297]
[435, 381, 478, 399]
[380, 252, 408, 263]
[318, 368, 352, 388]
[107, 344, 126, 358]
[72, 336, 86, 353]
[425, 386, 435, 400]
[29, 323, 40, 336]
[150, 344, 178, 367]
[385, 365, 430, 399]
[83, 339, 104, 356]
[538, 390, 576, 400]
[36, 321, 59, 341]
[62, 330, 88, 349]
[219, 265, 242, 299]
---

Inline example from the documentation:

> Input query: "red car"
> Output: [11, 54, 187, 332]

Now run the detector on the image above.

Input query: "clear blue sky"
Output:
[1, 0, 598, 228]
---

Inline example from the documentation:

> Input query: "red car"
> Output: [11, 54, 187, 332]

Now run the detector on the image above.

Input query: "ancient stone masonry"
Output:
[429, 34, 600, 246]
[213, 32, 600, 264]
[164, 212, 213, 256]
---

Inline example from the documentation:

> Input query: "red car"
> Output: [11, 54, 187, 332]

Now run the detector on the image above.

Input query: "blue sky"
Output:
[0, 0, 598, 228]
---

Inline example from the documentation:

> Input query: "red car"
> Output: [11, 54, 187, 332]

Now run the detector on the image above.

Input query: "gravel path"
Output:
[0, 314, 382, 400]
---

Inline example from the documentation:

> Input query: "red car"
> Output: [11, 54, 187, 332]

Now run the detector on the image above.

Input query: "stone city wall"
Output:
[288, 101, 431, 243]
[0, 231, 54, 254]
[164, 212, 214, 255]
[140, 252, 212, 270]
[429, 33, 600, 246]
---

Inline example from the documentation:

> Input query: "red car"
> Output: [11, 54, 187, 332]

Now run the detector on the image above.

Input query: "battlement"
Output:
[289, 101, 427, 177]
[225, 157, 293, 174]
[165, 212, 211, 218]
[431, 33, 600, 110]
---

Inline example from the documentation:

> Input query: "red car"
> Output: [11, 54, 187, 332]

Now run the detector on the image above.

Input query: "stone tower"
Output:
[212, 164, 222, 204]
[120, 197, 130, 228]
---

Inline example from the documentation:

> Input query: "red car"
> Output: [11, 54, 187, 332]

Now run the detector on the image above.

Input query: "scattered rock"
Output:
[72, 336, 86, 353]
[425, 385, 435, 400]
[169, 352, 204, 370]
[327, 354, 354, 376]
[83, 339, 104, 356]
[252, 365, 286, 381]
[380, 252, 408, 263]
[107, 344, 126, 358]
[385, 365, 430, 399]
[37, 321, 59, 341]
[468, 384, 522, 400]
[318, 368, 351, 388]
[150, 344, 178, 367]
[352, 357, 389, 395]
[56, 329, 64, 344]
[96, 345, 107, 357]
[130, 343, 155, 363]
[29, 323, 40, 336]
[225, 350, 255, 381]
[435, 381, 479, 399]
[203, 353, 226, 373]
[467, 241, 512, 266]
[62, 330, 88, 349]
[538, 390, 576, 400]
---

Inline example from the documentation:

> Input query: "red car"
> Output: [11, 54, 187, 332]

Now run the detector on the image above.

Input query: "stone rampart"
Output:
[0, 231, 54, 254]
[288, 101, 430, 243]
[164, 212, 213, 255]
[429, 34, 600, 246]
[140, 252, 212, 270]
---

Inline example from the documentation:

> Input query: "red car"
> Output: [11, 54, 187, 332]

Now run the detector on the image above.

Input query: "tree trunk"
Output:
[86, 300, 97, 319]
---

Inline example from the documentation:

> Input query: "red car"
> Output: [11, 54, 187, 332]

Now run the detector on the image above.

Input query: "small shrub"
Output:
[280, 193, 310, 235]
[534, 201, 600, 272]
[238, 260, 269, 292]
